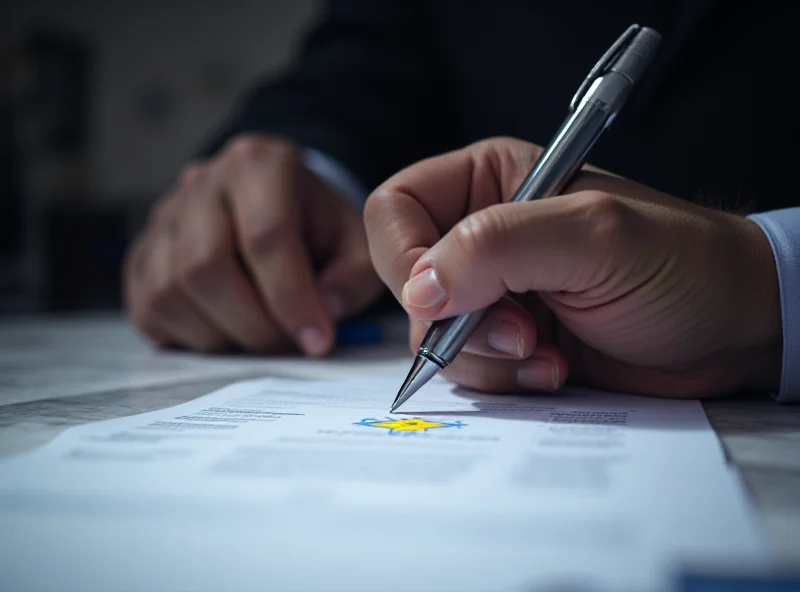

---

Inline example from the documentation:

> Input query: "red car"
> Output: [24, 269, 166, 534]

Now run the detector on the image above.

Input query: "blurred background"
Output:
[0, 0, 320, 315]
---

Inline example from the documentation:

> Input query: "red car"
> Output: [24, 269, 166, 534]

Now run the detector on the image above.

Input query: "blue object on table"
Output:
[336, 321, 383, 346]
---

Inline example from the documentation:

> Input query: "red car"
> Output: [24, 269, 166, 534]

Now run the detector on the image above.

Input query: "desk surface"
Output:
[1, 314, 799, 565]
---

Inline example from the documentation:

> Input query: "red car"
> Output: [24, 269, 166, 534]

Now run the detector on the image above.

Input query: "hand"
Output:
[365, 137, 782, 397]
[124, 134, 384, 355]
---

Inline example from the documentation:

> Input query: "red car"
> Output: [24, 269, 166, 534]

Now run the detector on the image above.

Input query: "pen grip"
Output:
[419, 308, 488, 366]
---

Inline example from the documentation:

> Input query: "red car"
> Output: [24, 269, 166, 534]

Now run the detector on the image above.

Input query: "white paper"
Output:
[0, 376, 770, 592]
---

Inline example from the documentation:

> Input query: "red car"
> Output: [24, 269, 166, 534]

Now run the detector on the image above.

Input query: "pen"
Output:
[390, 24, 662, 412]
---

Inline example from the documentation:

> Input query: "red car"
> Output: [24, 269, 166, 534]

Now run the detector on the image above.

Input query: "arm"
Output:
[199, 0, 457, 194]
[748, 208, 800, 402]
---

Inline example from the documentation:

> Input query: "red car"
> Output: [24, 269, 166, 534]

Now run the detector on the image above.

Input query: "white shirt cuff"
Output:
[748, 208, 800, 403]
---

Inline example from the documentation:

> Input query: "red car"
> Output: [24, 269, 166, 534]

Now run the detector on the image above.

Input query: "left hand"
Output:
[364, 137, 782, 397]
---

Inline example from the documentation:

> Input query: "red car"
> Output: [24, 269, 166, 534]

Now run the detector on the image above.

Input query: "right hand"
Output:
[123, 134, 384, 356]
[365, 137, 781, 397]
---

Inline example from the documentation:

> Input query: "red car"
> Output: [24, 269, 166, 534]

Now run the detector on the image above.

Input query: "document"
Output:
[0, 377, 769, 592]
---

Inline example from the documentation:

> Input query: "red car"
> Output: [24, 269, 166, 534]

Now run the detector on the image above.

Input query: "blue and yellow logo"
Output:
[353, 417, 466, 434]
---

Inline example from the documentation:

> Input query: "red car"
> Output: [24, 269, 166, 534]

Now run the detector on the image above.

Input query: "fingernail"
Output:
[487, 321, 524, 357]
[296, 325, 329, 356]
[517, 359, 558, 391]
[402, 268, 446, 309]
[324, 292, 346, 320]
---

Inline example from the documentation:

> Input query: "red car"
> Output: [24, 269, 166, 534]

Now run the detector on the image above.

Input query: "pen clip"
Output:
[569, 24, 640, 112]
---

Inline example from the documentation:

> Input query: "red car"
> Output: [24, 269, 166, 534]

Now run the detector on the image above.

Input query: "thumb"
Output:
[317, 239, 385, 321]
[400, 191, 647, 320]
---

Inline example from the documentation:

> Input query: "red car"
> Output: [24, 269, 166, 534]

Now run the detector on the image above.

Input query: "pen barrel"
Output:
[510, 98, 614, 204]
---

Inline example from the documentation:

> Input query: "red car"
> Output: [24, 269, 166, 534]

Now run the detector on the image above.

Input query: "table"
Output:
[1, 313, 799, 567]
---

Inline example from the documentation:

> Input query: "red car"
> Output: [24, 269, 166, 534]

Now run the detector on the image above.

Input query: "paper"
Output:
[0, 376, 770, 592]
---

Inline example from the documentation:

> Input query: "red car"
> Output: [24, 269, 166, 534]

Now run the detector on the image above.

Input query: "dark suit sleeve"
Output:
[198, 0, 457, 192]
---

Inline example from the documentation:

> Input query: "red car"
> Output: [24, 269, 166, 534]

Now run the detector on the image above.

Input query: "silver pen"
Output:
[390, 24, 662, 412]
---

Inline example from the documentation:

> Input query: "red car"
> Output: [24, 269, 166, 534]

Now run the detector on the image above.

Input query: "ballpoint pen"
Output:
[390, 24, 662, 412]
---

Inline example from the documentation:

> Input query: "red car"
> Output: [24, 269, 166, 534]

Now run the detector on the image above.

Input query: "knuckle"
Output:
[573, 191, 627, 243]
[469, 136, 513, 152]
[241, 219, 290, 258]
[225, 135, 267, 163]
[363, 187, 397, 232]
[224, 134, 299, 167]
[178, 162, 208, 188]
[468, 136, 542, 167]
[466, 138, 503, 173]
[455, 206, 508, 261]
[265, 138, 300, 164]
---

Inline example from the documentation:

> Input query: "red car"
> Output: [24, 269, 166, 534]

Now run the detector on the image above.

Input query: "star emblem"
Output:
[353, 417, 466, 434]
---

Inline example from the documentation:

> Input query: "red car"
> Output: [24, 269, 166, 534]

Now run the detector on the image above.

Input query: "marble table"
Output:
[1, 313, 798, 567]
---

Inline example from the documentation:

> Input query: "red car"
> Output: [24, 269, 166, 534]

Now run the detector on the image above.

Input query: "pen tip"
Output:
[390, 355, 440, 413]
[390, 392, 403, 413]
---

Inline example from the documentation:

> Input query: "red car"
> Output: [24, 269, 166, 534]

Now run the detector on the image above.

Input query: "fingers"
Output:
[221, 137, 335, 356]
[440, 347, 568, 393]
[408, 296, 538, 359]
[125, 134, 381, 357]
[317, 248, 385, 321]
[406, 297, 565, 393]
[123, 233, 173, 347]
[408, 310, 567, 393]
[125, 162, 290, 354]
[169, 164, 284, 352]
[316, 213, 385, 320]
[365, 136, 663, 326]
[126, 225, 228, 352]
[365, 137, 543, 302]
